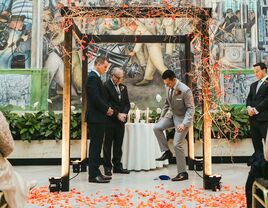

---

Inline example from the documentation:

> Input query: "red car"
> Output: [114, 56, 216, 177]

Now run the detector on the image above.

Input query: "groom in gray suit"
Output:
[153, 70, 195, 181]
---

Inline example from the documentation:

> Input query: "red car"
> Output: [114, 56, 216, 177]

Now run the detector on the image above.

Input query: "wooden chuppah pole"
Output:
[61, 20, 72, 192]
[185, 35, 195, 170]
[199, 14, 212, 189]
[80, 42, 88, 172]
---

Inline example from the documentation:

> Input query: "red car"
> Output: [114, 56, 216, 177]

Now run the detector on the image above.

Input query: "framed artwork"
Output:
[0, 69, 48, 110]
[220, 69, 256, 105]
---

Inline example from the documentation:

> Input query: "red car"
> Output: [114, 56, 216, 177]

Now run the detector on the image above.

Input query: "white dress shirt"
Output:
[111, 79, 121, 100]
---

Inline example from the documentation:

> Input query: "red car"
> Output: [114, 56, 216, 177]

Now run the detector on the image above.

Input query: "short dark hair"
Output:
[94, 56, 108, 66]
[162, 70, 176, 80]
[253, 62, 267, 71]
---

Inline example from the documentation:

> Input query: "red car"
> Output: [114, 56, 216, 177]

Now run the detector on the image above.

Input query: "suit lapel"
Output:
[256, 78, 268, 96]
[108, 79, 120, 102]
[252, 81, 258, 96]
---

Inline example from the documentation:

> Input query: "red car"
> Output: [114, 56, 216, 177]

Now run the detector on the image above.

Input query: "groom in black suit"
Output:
[86, 56, 114, 183]
[246, 62, 268, 154]
[245, 62, 268, 207]
[103, 67, 130, 176]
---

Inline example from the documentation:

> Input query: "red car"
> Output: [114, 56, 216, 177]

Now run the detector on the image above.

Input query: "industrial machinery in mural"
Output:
[0, 0, 32, 69]
[87, 43, 137, 78]
[220, 70, 256, 105]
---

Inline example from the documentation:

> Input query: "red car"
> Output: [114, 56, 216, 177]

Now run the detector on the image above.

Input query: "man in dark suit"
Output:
[103, 67, 130, 176]
[86, 56, 114, 183]
[246, 62, 268, 154]
[245, 62, 268, 207]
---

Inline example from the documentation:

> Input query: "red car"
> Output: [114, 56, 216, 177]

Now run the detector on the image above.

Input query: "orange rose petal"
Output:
[27, 185, 246, 207]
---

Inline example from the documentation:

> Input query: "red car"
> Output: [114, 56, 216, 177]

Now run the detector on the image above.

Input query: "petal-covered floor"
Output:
[14, 164, 248, 207]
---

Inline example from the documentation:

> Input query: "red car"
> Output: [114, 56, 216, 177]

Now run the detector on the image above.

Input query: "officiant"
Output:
[103, 67, 130, 176]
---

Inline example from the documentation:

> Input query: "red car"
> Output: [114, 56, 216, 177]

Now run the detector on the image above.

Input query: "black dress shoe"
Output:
[113, 168, 130, 174]
[100, 174, 112, 180]
[104, 169, 112, 176]
[171, 172, 188, 181]
[88, 176, 110, 183]
[156, 150, 173, 161]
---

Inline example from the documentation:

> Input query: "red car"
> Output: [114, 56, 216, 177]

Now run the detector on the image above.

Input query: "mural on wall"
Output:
[0, 0, 32, 69]
[43, 0, 82, 110]
[210, 1, 258, 68]
[0, 74, 31, 107]
[220, 70, 256, 105]
[43, 0, 194, 109]
[60, 0, 263, 107]
[0, 0, 34, 109]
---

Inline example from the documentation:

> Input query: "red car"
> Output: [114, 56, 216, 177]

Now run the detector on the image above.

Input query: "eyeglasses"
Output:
[113, 74, 124, 80]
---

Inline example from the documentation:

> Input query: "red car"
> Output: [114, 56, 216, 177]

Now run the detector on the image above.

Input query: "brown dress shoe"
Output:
[156, 150, 173, 161]
[171, 172, 188, 181]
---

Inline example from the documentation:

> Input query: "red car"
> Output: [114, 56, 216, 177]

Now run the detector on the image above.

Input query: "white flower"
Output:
[156, 94, 162, 103]
[156, 108, 162, 114]
[130, 102, 135, 109]
[47, 99, 53, 104]
[71, 105, 76, 111]
[33, 102, 39, 108]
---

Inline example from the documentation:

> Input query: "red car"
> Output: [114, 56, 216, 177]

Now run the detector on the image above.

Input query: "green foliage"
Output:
[149, 109, 160, 123]
[194, 105, 250, 141]
[39, 112, 62, 141]
[0, 105, 250, 142]
[1, 109, 81, 142]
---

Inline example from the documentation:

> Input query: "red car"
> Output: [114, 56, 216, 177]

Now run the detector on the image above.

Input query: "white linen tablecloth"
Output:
[122, 123, 169, 171]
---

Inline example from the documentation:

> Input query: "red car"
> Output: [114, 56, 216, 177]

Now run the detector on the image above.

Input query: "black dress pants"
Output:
[88, 124, 105, 178]
[103, 123, 125, 170]
[249, 120, 268, 153]
[245, 152, 268, 208]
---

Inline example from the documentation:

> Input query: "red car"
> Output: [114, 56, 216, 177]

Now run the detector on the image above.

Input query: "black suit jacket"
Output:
[104, 79, 130, 125]
[246, 77, 268, 122]
[85, 71, 109, 123]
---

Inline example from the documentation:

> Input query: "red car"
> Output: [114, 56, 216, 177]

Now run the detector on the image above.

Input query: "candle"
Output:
[135, 108, 140, 123]
[127, 110, 131, 123]
[146, 107, 149, 123]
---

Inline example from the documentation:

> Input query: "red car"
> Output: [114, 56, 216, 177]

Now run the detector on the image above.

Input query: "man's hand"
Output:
[106, 107, 114, 116]
[247, 106, 255, 117]
[128, 51, 135, 57]
[177, 124, 185, 133]
[117, 113, 127, 122]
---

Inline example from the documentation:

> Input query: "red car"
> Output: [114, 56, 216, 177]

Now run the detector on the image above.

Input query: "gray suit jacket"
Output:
[160, 80, 195, 127]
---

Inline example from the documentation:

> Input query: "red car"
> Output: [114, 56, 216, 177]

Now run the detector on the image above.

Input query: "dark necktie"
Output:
[169, 88, 174, 101]
[115, 84, 121, 100]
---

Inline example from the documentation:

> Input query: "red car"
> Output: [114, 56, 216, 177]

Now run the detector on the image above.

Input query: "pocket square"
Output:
[176, 98, 182, 101]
